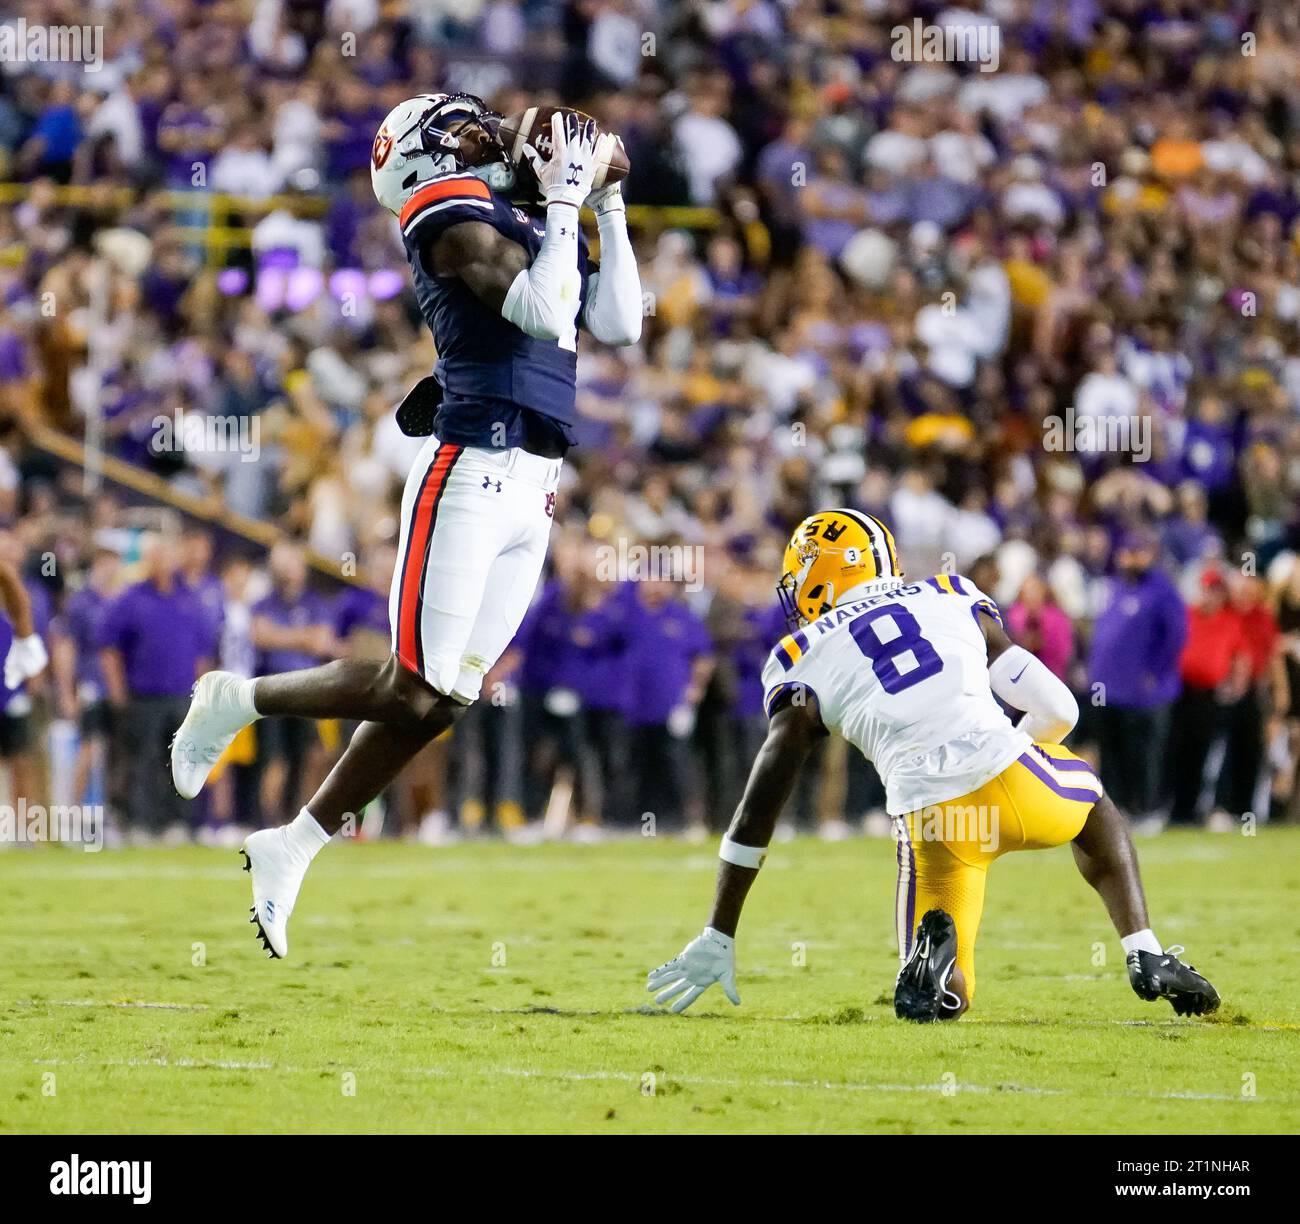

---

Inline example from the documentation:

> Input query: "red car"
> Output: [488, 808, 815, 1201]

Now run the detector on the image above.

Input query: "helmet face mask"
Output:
[413, 96, 508, 167]
[776, 509, 902, 631]
[372, 92, 516, 215]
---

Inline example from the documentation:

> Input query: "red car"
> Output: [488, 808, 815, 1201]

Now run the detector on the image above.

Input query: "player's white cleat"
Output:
[171, 671, 256, 799]
[240, 827, 309, 959]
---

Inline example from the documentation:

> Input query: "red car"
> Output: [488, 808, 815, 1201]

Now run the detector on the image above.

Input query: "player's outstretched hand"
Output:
[528, 111, 599, 210]
[647, 927, 740, 1013]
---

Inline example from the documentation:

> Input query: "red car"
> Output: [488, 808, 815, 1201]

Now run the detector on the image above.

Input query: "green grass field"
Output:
[1, 826, 1297, 1134]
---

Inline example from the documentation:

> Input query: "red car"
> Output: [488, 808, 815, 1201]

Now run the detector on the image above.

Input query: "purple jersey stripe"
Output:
[1032, 745, 1094, 773]
[906, 830, 916, 954]
[894, 831, 904, 949]
[896, 819, 916, 956]
[904, 826, 915, 951]
[1018, 751, 1102, 803]
[949, 574, 968, 595]
[765, 682, 818, 717]
[971, 598, 1003, 628]
[926, 577, 943, 593]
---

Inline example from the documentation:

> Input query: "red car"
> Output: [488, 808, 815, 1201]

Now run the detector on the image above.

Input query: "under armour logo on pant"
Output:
[482, 477, 502, 492]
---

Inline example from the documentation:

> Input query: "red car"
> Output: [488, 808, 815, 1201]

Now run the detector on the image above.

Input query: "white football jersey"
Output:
[761, 576, 1031, 815]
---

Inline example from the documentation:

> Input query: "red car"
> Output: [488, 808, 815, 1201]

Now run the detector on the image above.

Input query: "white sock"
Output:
[1121, 928, 1162, 957]
[284, 808, 331, 862]
[236, 677, 262, 721]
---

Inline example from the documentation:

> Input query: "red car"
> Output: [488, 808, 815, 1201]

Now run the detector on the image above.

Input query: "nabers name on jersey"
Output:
[760, 575, 1031, 816]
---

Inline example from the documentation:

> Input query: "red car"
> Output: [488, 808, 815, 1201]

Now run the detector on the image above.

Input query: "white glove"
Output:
[586, 136, 627, 215]
[4, 632, 47, 689]
[527, 111, 599, 210]
[586, 180, 623, 217]
[647, 927, 740, 1013]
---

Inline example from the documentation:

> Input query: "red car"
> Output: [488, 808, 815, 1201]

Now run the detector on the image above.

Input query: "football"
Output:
[498, 105, 630, 194]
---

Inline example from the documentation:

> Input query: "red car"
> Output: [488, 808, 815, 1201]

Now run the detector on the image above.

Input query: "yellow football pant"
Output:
[895, 743, 1102, 1001]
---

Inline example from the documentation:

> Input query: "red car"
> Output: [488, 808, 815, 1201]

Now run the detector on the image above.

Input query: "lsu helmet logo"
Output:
[777, 509, 901, 629]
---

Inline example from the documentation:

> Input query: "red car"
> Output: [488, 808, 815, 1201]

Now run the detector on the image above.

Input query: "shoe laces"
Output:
[1161, 945, 1201, 973]
[939, 971, 963, 1012]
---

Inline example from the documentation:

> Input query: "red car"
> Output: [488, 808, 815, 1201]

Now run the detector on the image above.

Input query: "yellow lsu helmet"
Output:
[777, 509, 902, 628]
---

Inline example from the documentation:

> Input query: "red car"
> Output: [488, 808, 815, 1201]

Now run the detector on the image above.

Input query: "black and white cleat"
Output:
[1127, 946, 1220, 1016]
[894, 908, 962, 1023]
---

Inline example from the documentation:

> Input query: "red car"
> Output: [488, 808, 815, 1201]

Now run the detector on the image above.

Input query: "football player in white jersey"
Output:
[170, 97, 641, 959]
[648, 509, 1219, 1021]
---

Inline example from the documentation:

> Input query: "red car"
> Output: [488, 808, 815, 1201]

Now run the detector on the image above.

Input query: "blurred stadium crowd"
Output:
[1, 0, 1300, 844]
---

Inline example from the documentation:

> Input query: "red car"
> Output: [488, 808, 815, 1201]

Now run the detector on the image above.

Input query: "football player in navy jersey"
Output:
[171, 93, 643, 958]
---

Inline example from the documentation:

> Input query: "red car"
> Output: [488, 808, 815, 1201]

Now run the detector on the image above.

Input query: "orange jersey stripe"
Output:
[398, 176, 492, 227]
[396, 444, 462, 672]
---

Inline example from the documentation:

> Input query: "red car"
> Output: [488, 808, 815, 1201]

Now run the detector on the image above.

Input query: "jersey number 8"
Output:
[848, 605, 944, 694]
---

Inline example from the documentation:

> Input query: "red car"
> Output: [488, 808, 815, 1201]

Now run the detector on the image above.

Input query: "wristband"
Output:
[719, 836, 767, 870]
[590, 184, 625, 220]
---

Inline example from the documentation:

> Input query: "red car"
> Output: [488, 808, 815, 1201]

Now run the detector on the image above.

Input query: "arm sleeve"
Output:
[988, 643, 1079, 744]
[501, 203, 583, 342]
[581, 205, 642, 345]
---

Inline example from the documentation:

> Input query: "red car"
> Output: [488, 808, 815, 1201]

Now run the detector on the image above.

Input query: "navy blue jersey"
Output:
[399, 173, 590, 453]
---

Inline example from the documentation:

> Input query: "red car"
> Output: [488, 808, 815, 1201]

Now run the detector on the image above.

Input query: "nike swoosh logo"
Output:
[1010, 664, 1028, 683]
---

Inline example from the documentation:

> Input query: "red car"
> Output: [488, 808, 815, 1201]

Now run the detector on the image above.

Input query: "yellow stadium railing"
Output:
[27, 423, 365, 586]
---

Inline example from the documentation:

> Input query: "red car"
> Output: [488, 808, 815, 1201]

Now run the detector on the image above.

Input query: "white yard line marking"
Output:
[8, 1056, 1278, 1105]
[28, 1057, 271, 1070]
[13, 999, 210, 1010]
[0, 860, 733, 881]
